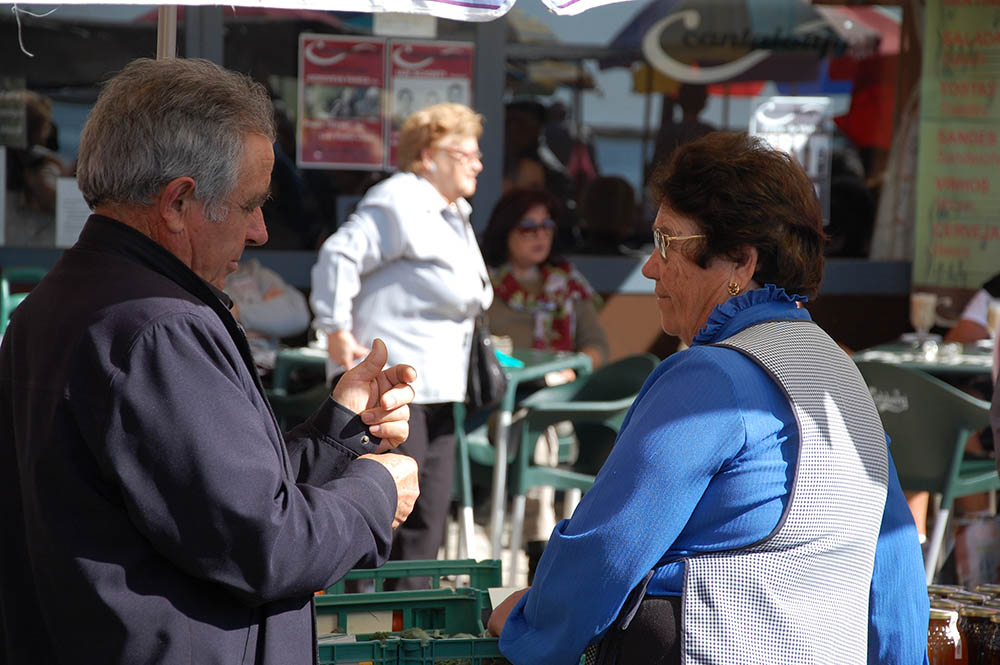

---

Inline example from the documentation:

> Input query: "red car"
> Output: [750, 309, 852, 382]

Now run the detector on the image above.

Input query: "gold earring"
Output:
[728, 281, 741, 296]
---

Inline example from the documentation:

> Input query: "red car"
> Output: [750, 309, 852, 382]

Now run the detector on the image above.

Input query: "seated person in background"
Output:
[224, 258, 311, 376]
[481, 188, 609, 373]
[944, 272, 1000, 344]
[481, 188, 610, 580]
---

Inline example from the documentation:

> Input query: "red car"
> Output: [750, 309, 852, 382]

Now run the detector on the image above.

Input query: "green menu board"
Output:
[913, 3, 1000, 292]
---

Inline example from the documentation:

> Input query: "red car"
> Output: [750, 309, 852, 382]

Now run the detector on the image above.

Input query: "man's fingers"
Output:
[373, 421, 410, 452]
[372, 382, 415, 411]
[348, 338, 387, 378]
[376, 363, 417, 395]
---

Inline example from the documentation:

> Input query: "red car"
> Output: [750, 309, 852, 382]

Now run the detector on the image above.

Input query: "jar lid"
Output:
[984, 599, 1000, 610]
[931, 608, 959, 620]
[947, 591, 990, 603]
[960, 606, 1000, 618]
[931, 599, 962, 610]
[976, 584, 1000, 595]
[990, 613, 1000, 624]
[929, 584, 966, 594]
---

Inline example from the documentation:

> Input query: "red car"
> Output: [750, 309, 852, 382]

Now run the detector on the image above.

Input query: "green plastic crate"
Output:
[317, 637, 399, 665]
[315, 588, 487, 636]
[398, 636, 511, 665]
[325, 559, 502, 594]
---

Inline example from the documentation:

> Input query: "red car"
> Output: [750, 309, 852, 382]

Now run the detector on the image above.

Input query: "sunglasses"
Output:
[652, 227, 705, 261]
[516, 218, 557, 235]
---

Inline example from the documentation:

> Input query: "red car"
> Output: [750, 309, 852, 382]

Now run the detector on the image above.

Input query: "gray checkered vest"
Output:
[681, 319, 888, 664]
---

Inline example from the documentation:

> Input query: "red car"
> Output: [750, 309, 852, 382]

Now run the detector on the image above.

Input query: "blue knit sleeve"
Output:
[868, 445, 931, 665]
[499, 350, 750, 665]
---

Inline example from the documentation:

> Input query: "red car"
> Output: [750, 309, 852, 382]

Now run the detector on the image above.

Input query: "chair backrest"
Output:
[1, 267, 47, 334]
[266, 382, 330, 430]
[854, 360, 989, 497]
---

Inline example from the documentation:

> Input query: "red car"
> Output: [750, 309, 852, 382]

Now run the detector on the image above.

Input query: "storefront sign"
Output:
[913, 2, 1000, 292]
[749, 96, 833, 225]
[297, 35, 386, 170]
[387, 40, 474, 168]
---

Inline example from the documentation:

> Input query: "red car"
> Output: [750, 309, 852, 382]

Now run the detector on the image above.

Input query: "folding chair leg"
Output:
[925, 507, 951, 585]
[459, 505, 475, 560]
[509, 493, 526, 586]
[564, 488, 582, 518]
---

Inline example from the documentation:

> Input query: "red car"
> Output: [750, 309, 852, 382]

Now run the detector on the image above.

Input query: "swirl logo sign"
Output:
[305, 40, 378, 68]
[641, 8, 839, 84]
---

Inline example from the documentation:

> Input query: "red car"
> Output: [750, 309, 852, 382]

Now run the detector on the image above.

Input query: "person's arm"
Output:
[496, 352, 746, 665]
[310, 199, 406, 369]
[84, 312, 405, 605]
[867, 446, 930, 665]
[945, 288, 991, 343]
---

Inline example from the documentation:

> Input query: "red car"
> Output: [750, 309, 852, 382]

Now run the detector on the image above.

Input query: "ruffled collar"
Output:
[692, 284, 808, 346]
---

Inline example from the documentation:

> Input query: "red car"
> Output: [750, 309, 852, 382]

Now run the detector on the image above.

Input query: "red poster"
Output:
[298, 35, 386, 170]
[387, 40, 474, 169]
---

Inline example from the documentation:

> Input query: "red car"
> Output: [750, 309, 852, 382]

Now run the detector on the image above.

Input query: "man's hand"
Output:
[327, 330, 370, 370]
[333, 338, 417, 450]
[359, 452, 419, 529]
[487, 588, 530, 637]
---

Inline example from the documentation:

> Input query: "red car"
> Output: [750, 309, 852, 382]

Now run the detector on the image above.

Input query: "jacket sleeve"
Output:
[84, 311, 397, 605]
[309, 199, 407, 335]
[867, 445, 931, 665]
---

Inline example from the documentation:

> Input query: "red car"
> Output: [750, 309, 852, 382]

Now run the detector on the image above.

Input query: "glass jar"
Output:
[929, 608, 966, 665]
[986, 614, 1000, 664]
[959, 606, 997, 665]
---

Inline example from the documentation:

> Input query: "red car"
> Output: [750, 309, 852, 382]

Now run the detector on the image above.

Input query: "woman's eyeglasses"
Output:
[516, 218, 557, 235]
[436, 146, 483, 165]
[652, 227, 705, 260]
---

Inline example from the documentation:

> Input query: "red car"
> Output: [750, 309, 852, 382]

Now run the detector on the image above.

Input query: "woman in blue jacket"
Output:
[489, 132, 928, 665]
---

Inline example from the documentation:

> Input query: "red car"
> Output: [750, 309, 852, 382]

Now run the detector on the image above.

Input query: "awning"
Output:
[13, 0, 635, 21]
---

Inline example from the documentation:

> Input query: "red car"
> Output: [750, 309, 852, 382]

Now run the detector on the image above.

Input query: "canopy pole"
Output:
[640, 65, 652, 183]
[157, 5, 177, 59]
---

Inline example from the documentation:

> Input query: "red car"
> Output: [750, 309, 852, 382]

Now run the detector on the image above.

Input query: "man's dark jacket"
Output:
[0, 215, 398, 664]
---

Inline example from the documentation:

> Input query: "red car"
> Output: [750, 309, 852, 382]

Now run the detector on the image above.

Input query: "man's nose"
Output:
[246, 209, 268, 247]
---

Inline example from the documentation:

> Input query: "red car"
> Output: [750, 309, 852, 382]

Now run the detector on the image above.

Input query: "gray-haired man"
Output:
[0, 58, 419, 664]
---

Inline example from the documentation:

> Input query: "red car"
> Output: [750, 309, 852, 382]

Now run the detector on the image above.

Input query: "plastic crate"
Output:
[317, 637, 399, 665]
[398, 636, 511, 665]
[315, 587, 487, 636]
[325, 559, 502, 594]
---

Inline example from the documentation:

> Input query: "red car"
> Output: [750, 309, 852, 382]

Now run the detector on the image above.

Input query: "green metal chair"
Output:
[1, 267, 47, 335]
[506, 352, 660, 580]
[855, 360, 1000, 584]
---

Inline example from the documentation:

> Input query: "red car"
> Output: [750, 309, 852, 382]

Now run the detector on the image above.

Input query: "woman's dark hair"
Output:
[649, 131, 826, 298]
[481, 188, 563, 267]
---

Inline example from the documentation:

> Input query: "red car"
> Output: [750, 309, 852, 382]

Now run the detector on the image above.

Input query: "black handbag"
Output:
[466, 311, 507, 411]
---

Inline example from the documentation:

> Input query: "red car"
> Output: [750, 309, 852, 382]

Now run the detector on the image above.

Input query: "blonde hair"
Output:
[397, 102, 483, 173]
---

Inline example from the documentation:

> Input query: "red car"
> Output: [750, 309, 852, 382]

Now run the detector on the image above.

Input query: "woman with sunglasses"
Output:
[481, 188, 610, 580]
[488, 133, 928, 665]
[481, 188, 609, 373]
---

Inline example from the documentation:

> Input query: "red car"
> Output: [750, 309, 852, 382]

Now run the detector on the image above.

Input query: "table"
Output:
[853, 341, 994, 377]
[271, 344, 593, 561]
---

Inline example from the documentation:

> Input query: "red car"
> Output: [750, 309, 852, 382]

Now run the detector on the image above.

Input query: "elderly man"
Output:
[0, 58, 419, 664]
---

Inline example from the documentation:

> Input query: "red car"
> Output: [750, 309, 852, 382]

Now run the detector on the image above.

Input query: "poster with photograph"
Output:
[387, 40, 474, 169]
[298, 35, 386, 170]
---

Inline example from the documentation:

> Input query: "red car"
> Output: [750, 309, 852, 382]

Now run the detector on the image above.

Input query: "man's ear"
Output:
[158, 177, 197, 234]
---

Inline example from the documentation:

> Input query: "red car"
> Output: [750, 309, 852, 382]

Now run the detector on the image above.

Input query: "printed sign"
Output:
[912, 2, 1000, 294]
[298, 35, 386, 170]
[387, 40, 474, 169]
